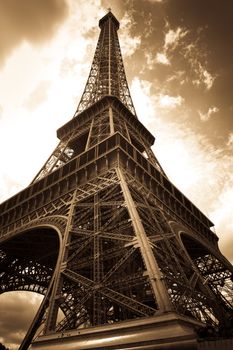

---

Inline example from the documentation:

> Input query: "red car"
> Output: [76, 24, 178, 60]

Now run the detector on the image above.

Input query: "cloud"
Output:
[140, 24, 188, 82]
[158, 94, 184, 108]
[120, 12, 141, 57]
[145, 52, 170, 69]
[183, 42, 216, 90]
[0, 1, 108, 204]
[124, 0, 233, 146]
[155, 120, 233, 264]
[143, 12, 154, 39]
[164, 27, 188, 51]
[0, 175, 23, 203]
[0, 292, 42, 350]
[130, 76, 233, 264]
[0, 0, 68, 67]
[156, 52, 170, 65]
[227, 133, 233, 147]
[201, 66, 215, 89]
[198, 106, 219, 122]
[24, 81, 51, 111]
[0, 105, 3, 119]
[162, 0, 233, 72]
[166, 70, 186, 84]
[131, 78, 156, 123]
[197, 64, 215, 90]
[155, 22, 217, 92]
[143, 25, 187, 76]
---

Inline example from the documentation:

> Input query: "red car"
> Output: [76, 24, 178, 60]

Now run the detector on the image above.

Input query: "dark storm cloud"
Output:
[134, 0, 233, 78]
[120, 0, 233, 144]
[163, 0, 233, 66]
[165, 0, 233, 141]
[0, 0, 68, 67]
[163, 0, 233, 106]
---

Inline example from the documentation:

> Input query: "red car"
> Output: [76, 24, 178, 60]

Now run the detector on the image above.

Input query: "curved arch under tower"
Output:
[180, 233, 233, 318]
[0, 226, 60, 295]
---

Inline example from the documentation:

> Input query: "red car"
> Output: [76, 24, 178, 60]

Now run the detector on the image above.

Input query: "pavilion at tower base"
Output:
[31, 312, 202, 350]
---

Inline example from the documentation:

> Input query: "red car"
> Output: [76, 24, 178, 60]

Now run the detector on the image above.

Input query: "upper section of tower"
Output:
[99, 10, 120, 30]
[74, 11, 136, 117]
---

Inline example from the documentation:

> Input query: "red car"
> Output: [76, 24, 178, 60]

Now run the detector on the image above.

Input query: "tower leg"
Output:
[116, 167, 172, 313]
[44, 190, 77, 332]
[19, 275, 55, 350]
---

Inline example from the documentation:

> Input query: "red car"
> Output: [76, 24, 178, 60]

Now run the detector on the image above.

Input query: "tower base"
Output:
[31, 312, 202, 350]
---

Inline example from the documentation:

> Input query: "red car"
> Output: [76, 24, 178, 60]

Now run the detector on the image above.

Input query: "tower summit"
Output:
[0, 11, 232, 350]
[75, 10, 136, 116]
[30, 9, 166, 183]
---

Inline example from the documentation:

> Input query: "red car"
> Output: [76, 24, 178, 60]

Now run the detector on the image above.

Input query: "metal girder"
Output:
[119, 169, 233, 326]
[19, 275, 55, 350]
[63, 269, 156, 317]
[101, 245, 136, 283]
[70, 228, 133, 242]
[100, 287, 156, 317]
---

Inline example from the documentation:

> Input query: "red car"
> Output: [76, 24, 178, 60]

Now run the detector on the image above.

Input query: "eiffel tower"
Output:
[0, 11, 233, 350]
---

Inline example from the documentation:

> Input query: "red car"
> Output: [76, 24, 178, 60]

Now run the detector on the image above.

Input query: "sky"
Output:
[0, 0, 232, 348]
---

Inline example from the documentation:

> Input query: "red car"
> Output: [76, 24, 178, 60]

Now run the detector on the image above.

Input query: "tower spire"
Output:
[74, 11, 136, 116]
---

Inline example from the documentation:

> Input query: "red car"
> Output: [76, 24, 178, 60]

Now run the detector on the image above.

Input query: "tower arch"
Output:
[0, 225, 61, 296]
[180, 232, 233, 313]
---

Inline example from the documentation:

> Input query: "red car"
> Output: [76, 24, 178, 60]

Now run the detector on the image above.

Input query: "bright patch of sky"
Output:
[198, 106, 219, 122]
[0, 1, 106, 202]
[0, 292, 43, 350]
[158, 94, 184, 108]
[130, 76, 233, 263]
[183, 42, 216, 90]
[196, 63, 215, 90]
[144, 26, 187, 70]
[145, 51, 170, 69]
[227, 133, 233, 147]
[164, 27, 188, 50]
[120, 12, 141, 57]
[156, 52, 170, 65]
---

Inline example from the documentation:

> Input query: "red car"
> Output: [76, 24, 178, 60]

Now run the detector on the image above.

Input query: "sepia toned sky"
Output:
[0, 0, 232, 348]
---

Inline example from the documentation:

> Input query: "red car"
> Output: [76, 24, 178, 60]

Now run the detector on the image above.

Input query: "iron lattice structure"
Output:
[0, 11, 233, 350]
